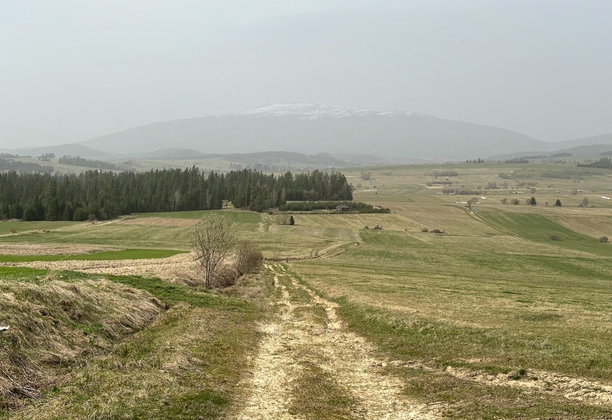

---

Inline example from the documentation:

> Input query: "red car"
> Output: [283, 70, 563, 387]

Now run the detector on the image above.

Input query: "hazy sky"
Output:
[1, 0, 611, 149]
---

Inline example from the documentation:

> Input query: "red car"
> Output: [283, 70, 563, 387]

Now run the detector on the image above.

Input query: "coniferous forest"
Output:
[0, 168, 353, 221]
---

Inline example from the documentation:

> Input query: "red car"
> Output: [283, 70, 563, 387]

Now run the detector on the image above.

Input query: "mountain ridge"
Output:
[78, 103, 550, 160]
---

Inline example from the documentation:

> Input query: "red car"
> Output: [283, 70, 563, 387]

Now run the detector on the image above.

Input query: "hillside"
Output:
[489, 143, 612, 161]
[549, 133, 612, 150]
[14, 144, 113, 160]
[80, 103, 549, 160]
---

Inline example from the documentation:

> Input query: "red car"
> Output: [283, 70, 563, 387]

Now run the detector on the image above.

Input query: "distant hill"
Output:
[133, 148, 380, 169]
[548, 133, 612, 150]
[138, 148, 214, 160]
[79, 103, 549, 160]
[489, 144, 612, 161]
[14, 144, 113, 160]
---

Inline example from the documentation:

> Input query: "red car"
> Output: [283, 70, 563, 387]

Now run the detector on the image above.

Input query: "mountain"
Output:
[14, 144, 113, 159]
[80, 103, 550, 160]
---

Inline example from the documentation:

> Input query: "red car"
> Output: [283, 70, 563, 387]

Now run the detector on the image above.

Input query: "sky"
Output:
[1, 0, 611, 149]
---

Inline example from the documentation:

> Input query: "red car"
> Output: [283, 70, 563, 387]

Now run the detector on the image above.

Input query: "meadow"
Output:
[1, 161, 611, 418]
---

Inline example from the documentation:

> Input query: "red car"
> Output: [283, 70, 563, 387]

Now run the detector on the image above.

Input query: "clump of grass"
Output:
[289, 361, 357, 418]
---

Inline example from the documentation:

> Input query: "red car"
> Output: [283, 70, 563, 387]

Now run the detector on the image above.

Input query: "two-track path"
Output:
[235, 264, 440, 420]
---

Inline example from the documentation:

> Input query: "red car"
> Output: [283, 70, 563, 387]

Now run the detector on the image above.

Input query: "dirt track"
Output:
[235, 264, 440, 419]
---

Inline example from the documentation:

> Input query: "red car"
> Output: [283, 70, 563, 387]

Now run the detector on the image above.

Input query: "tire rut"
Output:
[235, 264, 440, 420]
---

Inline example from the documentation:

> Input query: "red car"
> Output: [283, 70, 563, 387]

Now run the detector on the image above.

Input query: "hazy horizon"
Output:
[2, 0, 611, 149]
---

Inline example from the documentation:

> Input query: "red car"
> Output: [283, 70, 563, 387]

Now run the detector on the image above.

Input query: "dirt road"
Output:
[234, 264, 440, 420]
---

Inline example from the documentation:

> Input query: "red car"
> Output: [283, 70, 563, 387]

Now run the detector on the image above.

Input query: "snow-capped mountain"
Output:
[224, 103, 424, 120]
[79, 103, 548, 159]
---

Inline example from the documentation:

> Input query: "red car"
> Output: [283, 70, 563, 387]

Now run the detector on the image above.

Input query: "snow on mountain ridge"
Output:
[222, 103, 424, 120]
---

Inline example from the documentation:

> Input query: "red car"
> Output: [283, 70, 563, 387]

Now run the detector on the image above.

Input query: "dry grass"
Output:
[0, 273, 164, 410]
[2, 269, 270, 419]
[118, 217, 199, 227]
[0, 244, 116, 256]
[2, 252, 201, 285]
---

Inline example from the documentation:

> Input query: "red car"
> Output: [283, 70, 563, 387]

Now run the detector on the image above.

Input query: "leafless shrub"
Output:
[276, 215, 295, 225]
[211, 266, 238, 288]
[599, 236, 609, 243]
[550, 235, 561, 241]
[235, 241, 263, 277]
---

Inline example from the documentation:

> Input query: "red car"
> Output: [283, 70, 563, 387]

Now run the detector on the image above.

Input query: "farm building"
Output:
[336, 205, 351, 212]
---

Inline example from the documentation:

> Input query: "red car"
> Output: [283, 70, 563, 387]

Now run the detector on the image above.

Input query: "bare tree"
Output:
[192, 213, 236, 288]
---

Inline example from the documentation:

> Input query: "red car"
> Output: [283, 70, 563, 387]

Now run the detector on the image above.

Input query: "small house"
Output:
[336, 205, 351, 213]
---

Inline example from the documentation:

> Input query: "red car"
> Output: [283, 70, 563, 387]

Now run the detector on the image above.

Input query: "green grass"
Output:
[478, 210, 611, 256]
[0, 266, 48, 280]
[0, 225, 194, 249]
[0, 249, 186, 263]
[289, 362, 357, 419]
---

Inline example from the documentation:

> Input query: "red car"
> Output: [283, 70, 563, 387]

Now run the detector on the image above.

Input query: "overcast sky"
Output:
[1, 0, 611, 149]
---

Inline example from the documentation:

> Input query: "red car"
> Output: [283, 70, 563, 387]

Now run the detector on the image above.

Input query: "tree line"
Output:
[58, 155, 121, 171]
[0, 168, 353, 221]
[0, 159, 54, 174]
[577, 157, 612, 169]
[278, 201, 389, 213]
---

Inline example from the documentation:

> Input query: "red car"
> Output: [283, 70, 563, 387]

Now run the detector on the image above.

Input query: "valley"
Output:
[1, 162, 612, 418]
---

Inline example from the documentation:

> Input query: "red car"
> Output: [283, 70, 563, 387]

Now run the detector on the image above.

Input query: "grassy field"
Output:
[0, 249, 186, 263]
[1, 161, 612, 418]
[0, 220, 79, 235]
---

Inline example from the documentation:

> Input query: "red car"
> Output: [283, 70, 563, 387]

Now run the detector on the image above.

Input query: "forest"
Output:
[58, 155, 121, 171]
[577, 157, 612, 169]
[0, 158, 54, 174]
[0, 168, 353, 221]
[278, 201, 389, 213]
